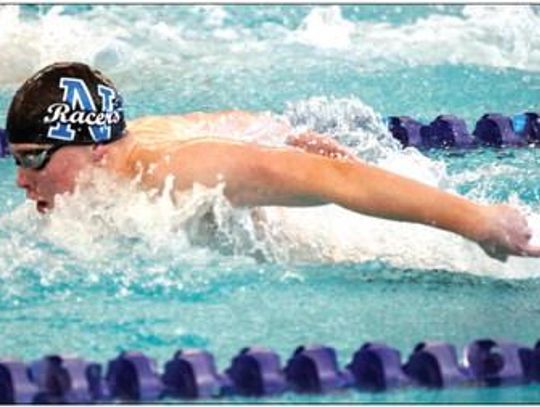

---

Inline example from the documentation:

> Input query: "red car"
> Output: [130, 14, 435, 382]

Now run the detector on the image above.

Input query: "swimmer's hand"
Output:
[477, 204, 540, 261]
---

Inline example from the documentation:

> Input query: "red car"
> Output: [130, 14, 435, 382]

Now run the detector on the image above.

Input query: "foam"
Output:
[0, 5, 539, 87]
[293, 6, 356, 50]
[0, 6, 127, 84]
[289, 5, 540, 72]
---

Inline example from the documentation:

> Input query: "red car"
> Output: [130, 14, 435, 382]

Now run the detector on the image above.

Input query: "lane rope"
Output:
[1, 338, 539, 402]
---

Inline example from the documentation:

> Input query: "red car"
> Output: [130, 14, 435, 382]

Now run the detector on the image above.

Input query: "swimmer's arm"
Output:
[170, 139, 480, 231]
[165, 139, 540, 260]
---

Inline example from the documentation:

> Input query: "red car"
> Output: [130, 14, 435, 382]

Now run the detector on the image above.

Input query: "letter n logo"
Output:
[47, 77, 117, 143]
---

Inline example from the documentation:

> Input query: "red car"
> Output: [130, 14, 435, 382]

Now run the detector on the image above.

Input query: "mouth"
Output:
[25, 192, 51, 214]
[36, 200, 50, 214]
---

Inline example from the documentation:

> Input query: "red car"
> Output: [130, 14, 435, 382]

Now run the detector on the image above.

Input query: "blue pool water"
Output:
[0, 4, 540, 402]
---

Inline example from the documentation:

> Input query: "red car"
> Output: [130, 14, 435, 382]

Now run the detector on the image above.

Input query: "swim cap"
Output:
[6, 62, 125, 146]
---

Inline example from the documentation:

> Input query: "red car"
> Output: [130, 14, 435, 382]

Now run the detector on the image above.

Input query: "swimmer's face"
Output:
[11, 144, 94, 213]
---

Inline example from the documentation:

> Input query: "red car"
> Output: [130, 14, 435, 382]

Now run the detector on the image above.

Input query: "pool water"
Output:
[0, 4, 540, 402]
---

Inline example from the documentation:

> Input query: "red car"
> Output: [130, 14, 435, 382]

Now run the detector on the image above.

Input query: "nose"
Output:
[16, 168, 33, 190]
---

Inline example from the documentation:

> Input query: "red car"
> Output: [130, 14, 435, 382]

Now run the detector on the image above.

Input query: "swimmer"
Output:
[5, 62, 540, 262]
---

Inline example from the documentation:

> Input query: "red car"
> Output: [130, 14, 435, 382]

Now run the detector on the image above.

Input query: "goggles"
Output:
[13, 144, 64, 170]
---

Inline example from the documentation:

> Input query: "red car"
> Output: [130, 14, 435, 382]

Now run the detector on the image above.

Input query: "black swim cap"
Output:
[6, 62, 125, 146]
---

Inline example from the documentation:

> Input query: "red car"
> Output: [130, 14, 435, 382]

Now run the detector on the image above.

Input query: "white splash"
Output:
[291, 5, 540, 71]
[1, 4, 539, 88]
[0, 5, 130, 84]
[293, 6, 356, 50]
[283, 96, 403, 162]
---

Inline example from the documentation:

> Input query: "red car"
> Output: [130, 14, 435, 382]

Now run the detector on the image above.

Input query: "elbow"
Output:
[226, 155, 322, 207]
[222, 156, 275, 207]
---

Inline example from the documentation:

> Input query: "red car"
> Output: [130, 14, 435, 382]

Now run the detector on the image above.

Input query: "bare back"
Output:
[120, 110, 292, 190]
[127, 110, 291, 147]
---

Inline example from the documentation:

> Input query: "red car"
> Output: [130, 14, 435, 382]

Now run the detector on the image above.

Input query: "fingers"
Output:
[522, 244, 540, 257]
[479, 204, 540, 260]
[519, 229, 540, 257]
[480, 242, 509, 262]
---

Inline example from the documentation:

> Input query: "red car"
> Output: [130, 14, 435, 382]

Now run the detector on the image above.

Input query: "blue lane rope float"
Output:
[1, 338, 540, 403]
[0, 111, 538, 157]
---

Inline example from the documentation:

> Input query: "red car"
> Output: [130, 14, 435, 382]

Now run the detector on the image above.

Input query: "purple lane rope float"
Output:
[388, 111, 539, 149]
[1, 338, 540, 403]
[0, 128, 8, 158]
[0, 111, 539, 158]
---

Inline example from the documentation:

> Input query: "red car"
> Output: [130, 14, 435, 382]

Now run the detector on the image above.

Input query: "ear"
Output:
[90, 144, 108, 163]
